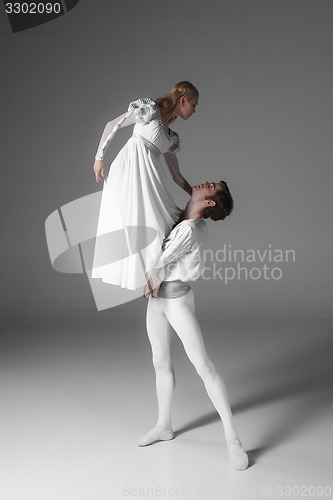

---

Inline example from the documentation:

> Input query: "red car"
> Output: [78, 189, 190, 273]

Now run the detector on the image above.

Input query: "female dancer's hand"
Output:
[93, 159, 104, 182]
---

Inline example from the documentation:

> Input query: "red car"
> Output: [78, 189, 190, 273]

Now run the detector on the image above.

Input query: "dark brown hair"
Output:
[202, 181, 234, 221]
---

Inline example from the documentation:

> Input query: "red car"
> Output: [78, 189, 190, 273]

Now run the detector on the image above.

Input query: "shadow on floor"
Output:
[175, 330, 333, 460]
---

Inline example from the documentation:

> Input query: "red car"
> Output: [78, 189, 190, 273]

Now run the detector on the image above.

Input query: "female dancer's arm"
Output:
[164, 152, 192, 196]
[93, 111, 136, 182]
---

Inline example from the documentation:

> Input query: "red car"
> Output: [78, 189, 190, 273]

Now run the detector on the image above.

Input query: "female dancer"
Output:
[91, 82, 199, 290]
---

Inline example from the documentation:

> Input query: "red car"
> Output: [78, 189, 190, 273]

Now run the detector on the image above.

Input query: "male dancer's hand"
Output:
[144, 269, 162, 298]
[144, 279, 153, 298]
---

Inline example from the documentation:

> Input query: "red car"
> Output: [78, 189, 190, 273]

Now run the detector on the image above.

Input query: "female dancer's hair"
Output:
[203, 181, 234, 221]
[155, 81, 199, 124]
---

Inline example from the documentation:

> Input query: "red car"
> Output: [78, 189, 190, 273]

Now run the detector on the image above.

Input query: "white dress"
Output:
[91, 98, 182, 290]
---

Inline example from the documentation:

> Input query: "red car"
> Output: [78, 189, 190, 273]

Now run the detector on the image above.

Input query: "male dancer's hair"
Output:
[203, 180, 234, 221]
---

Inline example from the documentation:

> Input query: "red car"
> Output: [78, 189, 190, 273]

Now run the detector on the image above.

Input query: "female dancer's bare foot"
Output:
[137, 427, 174, 447]
[227, 437, 249, 471]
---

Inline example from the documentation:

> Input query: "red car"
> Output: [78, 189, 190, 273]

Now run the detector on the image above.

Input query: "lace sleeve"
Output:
[164, 151, 192, 195]
[169, 131, 180, 153]
[128, 98, 158, 124]
[95, 111, 136, 160]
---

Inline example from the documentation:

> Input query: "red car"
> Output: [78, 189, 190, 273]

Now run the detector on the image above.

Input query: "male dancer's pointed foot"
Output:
[137, 427, 174, 447]
[227, 437, 249, 471]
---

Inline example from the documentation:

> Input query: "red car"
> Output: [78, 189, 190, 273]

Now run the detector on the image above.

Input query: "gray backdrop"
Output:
[1, 0, 332, 321]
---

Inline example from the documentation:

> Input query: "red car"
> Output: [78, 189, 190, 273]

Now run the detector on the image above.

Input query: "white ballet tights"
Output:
[137, 289, 248, 471]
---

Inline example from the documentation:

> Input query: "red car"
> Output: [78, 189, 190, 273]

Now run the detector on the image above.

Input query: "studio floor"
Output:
[1, 314, 332, 500]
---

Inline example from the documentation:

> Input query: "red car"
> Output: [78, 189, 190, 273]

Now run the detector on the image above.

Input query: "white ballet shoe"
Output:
[137, 427, 174, 447]
[227, 438, 249, 471]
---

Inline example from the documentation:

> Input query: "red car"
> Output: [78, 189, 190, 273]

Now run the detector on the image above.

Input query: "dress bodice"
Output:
[133, 115, 179, 154]
[130, 98, 180, 154]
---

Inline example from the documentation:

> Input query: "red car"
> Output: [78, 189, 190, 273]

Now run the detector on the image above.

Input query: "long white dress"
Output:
[91, 98, 182, 290]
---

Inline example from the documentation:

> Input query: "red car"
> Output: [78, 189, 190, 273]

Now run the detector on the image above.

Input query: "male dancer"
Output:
[139, 180, 249, 471]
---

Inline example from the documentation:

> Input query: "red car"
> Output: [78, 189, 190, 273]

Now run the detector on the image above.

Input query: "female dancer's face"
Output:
[180, 96, 198, 120]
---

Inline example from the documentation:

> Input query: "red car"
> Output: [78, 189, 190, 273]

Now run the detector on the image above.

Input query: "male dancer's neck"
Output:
[172, 200, 203, 229]
[172, 211, 185, 229]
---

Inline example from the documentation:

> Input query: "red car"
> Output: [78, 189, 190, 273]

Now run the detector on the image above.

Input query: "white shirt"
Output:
[157, 218, 208, 282]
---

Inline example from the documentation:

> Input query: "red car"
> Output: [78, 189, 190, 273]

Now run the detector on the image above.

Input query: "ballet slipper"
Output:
[227, 438, 249, 471]
[137, 427, 174, 447]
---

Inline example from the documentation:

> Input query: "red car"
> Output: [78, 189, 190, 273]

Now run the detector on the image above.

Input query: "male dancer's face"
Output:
[192, 181, 222, 200]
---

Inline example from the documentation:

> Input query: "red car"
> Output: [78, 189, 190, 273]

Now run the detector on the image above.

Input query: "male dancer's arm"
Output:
[145, 223, 194, 298]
